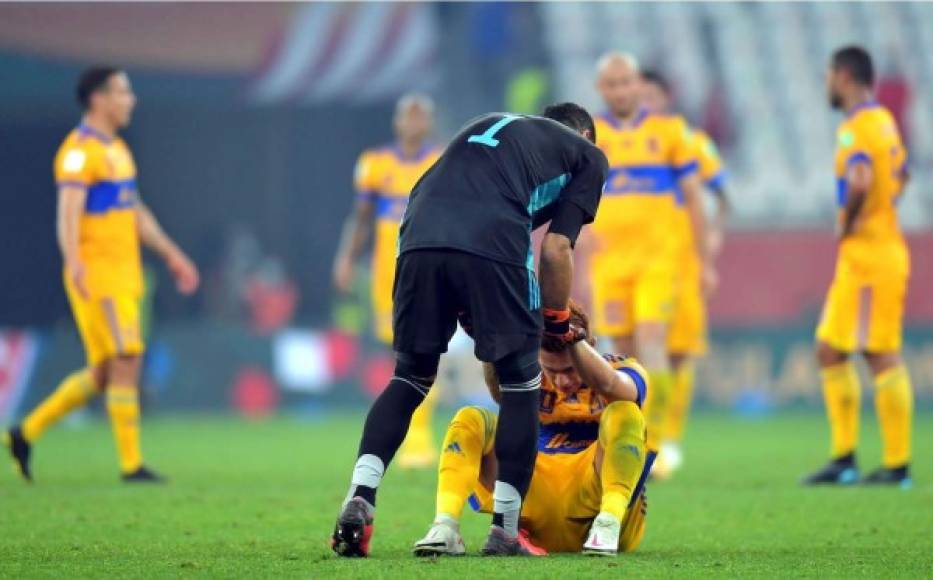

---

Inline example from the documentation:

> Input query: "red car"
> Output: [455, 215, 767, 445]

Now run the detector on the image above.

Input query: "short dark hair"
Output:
[832, 46, 874, 87]
[542, 102, 596, 143]
[641, 69, 671, 95]
[76, 66, 123, 110]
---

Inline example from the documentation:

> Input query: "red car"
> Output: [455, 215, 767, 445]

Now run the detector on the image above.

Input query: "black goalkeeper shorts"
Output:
[392, 249, 542, 362]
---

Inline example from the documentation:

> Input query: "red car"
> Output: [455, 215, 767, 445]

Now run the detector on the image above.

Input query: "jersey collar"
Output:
[846, 99, 878, 119]
[392, 142, 432, 163]
[600, 107, 649, 130]
[77, 123, 115, 144]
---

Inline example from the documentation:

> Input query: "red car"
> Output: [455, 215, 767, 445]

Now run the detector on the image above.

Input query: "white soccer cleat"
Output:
[583, 512, 621, 556]
[412, 521, 466, 557]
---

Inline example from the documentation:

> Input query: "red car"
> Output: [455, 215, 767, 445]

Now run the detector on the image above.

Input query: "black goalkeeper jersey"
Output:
[398, 113, 608, 269]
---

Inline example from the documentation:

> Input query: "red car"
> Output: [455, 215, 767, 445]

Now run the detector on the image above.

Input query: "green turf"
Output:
[1, 411, 931, 578]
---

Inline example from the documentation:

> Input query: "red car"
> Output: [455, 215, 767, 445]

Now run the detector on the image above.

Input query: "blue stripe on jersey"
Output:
[706, 171, 727, 193]
[836, 178, 848, 207]
[537, 420, 599, 454]
[603, 164, 680, 196]
[528, 173, 570, 214]
[619, 367, 647, 408]
[375, 196, 408, 221]
[524, 173, 569, 308]
[85, 179, 137, 214]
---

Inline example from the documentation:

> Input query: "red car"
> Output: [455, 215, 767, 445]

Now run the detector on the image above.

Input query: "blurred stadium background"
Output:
[1, 1, 932, 425]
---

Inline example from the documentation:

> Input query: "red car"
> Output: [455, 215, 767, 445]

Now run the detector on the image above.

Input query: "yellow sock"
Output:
[399, 385, 439, 465]
[598, 401, 647, 521]
[821, 362, 860, 459]
[665, 361, 696, 444]
[21, 369, 97, 442]
[436, 406, 495, 519]
[106, 384, 143, 473]
[874, 365, 913, 467]
[643, 369, 674, 450]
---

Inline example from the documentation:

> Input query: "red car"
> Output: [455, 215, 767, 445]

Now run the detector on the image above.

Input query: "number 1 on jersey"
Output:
[468, 115, 519, 148]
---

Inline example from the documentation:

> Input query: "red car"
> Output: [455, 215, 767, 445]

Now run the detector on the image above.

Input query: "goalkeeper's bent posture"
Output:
[332, 104, 608, 558]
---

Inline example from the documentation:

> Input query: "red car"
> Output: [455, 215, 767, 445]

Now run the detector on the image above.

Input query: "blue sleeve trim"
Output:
[674, 161, 699, 179]
[705, 171, 726, 194]
[356, 190, 380, 203]
[619, 367, 647, 408]
[845, 151, 871, 168]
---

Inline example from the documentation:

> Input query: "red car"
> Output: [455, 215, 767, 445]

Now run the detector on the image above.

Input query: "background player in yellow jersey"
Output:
[641, 71, 731, 478]
[4, 66, 199, 482]
[413, 302, 652, 557]
[589, 53, 713, 454]
[802, 47, 913, 488]
[333, 94, 442, 468]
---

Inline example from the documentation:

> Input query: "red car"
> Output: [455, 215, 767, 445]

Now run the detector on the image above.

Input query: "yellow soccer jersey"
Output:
[354, 143, 441, 343]
[54, 124, 142, 296]
[674, 129, 726, 263]
[834, 101, 909, 274]
[592, 109, 698, 273]
[537, 354, 647, 454]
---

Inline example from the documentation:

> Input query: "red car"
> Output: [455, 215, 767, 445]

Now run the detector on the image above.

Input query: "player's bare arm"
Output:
[707, 187, 731, 257]
[333, 197, 375, 294]
[840, 161, 872, 239]
[57, 184, 89, 299]
[136, 202, 199, 294]
[681, 173, 716, 294]
[568, 340, 639, 403]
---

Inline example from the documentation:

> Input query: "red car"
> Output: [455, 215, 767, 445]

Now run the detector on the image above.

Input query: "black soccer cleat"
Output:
[331, 497, 375, 558]
[862, 465, 912, 489]
[801, 454, 859, 486]
[4, 426, 32, 482]
[122, 466, 167, 483]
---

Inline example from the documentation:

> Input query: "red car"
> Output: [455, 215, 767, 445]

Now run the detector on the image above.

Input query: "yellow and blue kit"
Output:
[469, 354, 651, 552]
[817, 101, 909, 352]
[667, 129, 726, 355]
[590, 109, 698, 337]
[54, 124, 143, 366]
[353, 143, 440, 344]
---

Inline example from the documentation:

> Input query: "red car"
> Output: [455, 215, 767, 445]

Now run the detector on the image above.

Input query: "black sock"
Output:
[494, 388, 540, 499]
[357, 377, 429, 468]
[352, 485, 377, 507]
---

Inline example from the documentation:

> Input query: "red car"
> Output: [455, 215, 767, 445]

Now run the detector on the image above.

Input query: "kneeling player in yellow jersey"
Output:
[413, 302, 653, 557]
[641, 71, 731, 478]
[803, 47, 913, 488]
[333, 95, 442, 468]
[588, 53, 713, 455]
[4, 67, 199, 483]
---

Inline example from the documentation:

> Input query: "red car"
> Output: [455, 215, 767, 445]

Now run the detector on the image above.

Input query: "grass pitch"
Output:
[1, 411, 931, 578]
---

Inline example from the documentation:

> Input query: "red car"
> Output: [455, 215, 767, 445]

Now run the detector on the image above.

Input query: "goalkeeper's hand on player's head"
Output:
[542, 307, 587, 350]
